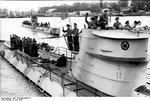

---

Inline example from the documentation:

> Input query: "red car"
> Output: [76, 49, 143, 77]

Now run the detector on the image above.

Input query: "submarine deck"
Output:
[0, 41, 112, 97]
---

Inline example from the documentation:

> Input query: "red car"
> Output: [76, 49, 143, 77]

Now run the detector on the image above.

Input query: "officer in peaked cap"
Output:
[113, 16, 122, 29]
[66, 24, 71, 27]
[115, 16, 119, 21]
[98, 9, 108, 29]
[103, 9, 108, 13]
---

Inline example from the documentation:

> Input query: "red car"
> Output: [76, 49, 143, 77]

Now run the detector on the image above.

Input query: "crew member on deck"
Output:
[132, 20, 138, 28]
[98, 9, 108, 29]
[72, 23, 79, 51]
[113, 17, 122, 29]
[62, 24, 73, 51]
[124, 20, 131, 30]
[85, 13, 97, 29]
[56, 54, 67, 67]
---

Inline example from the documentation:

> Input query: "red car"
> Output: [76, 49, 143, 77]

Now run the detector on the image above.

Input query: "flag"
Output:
[100, 0, 103, 8]
[61, 12, 68, 20]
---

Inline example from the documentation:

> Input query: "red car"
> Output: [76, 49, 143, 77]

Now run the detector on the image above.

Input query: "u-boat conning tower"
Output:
[72, 28, 150, 96]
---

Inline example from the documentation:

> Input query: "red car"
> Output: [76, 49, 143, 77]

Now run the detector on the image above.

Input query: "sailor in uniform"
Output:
[98, 9, 108, 29]
[113, 16, 123, 29]
[72, 23, 80, 51]
[62, 24, 73, 50]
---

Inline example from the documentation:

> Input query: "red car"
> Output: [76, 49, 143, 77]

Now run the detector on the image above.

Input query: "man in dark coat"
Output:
[72, 23, 80, 51]
[56, 54, 67, 67]
[98, 9, 108, 29]
[113, 17, 122, 29]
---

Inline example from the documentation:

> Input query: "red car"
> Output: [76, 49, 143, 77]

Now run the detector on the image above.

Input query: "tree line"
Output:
[38, 0, 150, 14]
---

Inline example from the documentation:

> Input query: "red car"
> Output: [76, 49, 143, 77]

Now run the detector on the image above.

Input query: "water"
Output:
[0, 57, 44, 97]
[0, 16, 150, 96]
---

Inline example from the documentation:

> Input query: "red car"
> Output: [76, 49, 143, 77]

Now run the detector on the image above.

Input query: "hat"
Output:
[90, 16, 95, 21]
[94, 16, 98, 19]
[137, 21, 141, 24]
[134, 21, 138, 24]
[115, 16, 119, 20]
[103, 9, 108, 12]
[66, 24, 70, 27]
[74, 23, 77, 25]
[125, 20, 129, 24]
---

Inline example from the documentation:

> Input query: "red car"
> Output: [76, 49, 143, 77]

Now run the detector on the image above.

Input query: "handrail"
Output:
[13, 51, 103, 96]
[16, 50, 103, 96]
[53, 46, 72, 59]
[2, 43, 109, 96]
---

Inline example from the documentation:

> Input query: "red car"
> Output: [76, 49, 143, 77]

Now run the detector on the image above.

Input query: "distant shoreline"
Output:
[0, 14, 150, 18]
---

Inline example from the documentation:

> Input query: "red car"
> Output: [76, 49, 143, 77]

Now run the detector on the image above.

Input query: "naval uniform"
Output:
[62, 28, 73, 50]
[72, 28, 79, 51]
[99, 14, 108, 29]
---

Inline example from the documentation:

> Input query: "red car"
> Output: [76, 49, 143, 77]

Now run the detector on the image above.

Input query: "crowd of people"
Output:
[10, 34, 67, 67]
[85, 9, 108, 30]
[112, 16, 145, 30]
[38, 22, 50, 28]
[62, 23, 81, 51]
[62, 9, 150, 52]
[10, 34, 39, 57]
[23, 20, 50, 28]
[85, 9, 148, 30]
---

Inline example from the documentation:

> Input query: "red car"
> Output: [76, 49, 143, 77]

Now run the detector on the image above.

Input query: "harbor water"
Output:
[0, 16, 150, 96]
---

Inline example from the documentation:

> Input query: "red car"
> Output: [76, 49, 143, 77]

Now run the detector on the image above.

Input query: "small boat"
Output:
[22, 16, 60, 36]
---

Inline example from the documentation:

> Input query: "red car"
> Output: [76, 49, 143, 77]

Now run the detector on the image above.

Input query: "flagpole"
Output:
[67, 10, 72, 29]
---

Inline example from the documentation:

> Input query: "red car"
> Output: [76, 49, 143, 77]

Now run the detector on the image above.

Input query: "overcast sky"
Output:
[0, 0, 118, 11]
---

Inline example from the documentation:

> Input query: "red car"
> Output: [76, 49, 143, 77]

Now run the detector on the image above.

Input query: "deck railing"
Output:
[53, 46, 73, 59]
[2, 43, 107, 97]
[3, 42, 150, 97]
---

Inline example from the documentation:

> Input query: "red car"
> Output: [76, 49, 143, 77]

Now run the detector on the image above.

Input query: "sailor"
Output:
[72, 23, 79, 51]
[40, 22, 43, 27]
[85, 13, 97, 29]
[62, 24, 73, 51]
[132, 20, 138, 28]
[136, 21, 142, 27]
[98, 9, 108, 29]
[93, 16, 100, 29]
[19, 37, 23, 51]
[132, 21, 147, 31]
[113, 17, 122, 29]
[124, 20, 131, 30]
[10, 34, 15, 49]
[56, 54, 67, 67]
[48, 22, 50, 27]
[31, 39, 39, 57]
